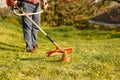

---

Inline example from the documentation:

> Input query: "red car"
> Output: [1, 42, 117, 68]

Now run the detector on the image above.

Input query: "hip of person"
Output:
[24, 0, 40, 5]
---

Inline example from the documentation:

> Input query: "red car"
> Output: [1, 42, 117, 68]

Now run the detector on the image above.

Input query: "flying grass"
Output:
[0, 21, 120, 80]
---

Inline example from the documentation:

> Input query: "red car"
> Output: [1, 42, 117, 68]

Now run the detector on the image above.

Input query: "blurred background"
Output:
[0, 0, 120, 31]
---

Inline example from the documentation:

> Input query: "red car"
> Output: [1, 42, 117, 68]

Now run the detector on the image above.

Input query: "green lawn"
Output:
[0, 21, 120, 80]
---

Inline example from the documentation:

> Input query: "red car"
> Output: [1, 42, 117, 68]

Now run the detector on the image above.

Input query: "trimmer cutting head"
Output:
[46, 47, 72, 56]
[46, 47, 72, 62]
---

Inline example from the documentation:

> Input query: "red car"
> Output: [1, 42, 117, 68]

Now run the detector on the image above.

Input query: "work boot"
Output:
[27, 48, 35, 53]
[33, 44, 39, 49]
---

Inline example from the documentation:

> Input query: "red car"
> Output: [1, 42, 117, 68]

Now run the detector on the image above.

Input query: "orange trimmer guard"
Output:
[46, 47, 72, 57]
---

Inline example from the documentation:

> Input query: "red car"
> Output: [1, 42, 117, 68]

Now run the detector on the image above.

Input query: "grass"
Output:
[0, 21, 120, 80]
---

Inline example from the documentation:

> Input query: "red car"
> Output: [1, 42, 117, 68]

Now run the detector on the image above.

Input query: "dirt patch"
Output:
[89, 6, 120, 26]
[89, 4, 120, 31]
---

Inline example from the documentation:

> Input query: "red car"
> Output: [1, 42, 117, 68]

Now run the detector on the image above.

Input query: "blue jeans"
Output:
[22, 2, 40, 51]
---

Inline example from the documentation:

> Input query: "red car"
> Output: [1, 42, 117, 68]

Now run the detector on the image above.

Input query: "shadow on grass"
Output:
[0, 41, 25, 52]
[19, 57, 45, 61]
[19, 57, 61, 62]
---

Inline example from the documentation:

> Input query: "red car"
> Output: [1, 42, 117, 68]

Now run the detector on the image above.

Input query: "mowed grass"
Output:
[0, 21, 120, 80]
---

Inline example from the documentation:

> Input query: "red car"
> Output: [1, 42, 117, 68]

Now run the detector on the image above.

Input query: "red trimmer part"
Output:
[46, 47, 72, 57]
[46, 47, 72, 62]
[61, 54, 70, 62]
[6, 0, 12, 6]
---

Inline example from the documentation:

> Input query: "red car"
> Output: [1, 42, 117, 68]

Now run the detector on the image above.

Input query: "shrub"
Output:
[0, 0, 112, 28]
[41, 0, 111, 27]
[4, 17, 20, 25]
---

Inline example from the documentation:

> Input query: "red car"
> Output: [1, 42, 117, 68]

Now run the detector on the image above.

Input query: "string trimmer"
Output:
[6, 0, 72, 62]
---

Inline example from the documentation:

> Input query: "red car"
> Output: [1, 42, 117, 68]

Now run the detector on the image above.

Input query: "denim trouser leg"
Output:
[22, 2, 40, 51]
[32, 13, 40, 47]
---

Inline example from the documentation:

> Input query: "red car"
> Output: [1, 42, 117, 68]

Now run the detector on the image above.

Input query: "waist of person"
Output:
[24, 0, 40, 4]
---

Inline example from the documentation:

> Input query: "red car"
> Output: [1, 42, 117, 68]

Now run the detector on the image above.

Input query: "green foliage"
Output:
[0, 0, 112, 28]
[0, 21, 120, 80]
[0, 7, 13, 16]
[41, 0, 112, 27]
[0, 16, 20, 26]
